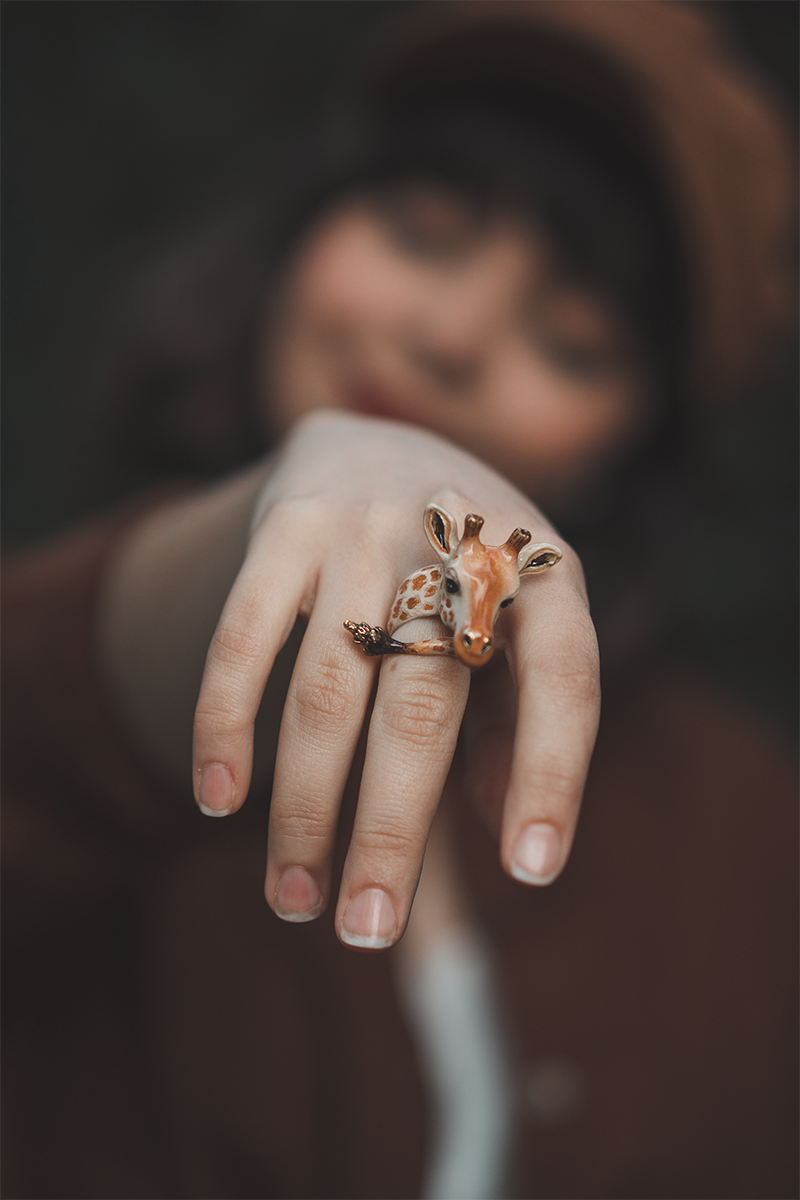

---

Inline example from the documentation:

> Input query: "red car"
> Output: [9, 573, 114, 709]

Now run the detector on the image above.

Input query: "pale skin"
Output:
[99, 185, 651, 950]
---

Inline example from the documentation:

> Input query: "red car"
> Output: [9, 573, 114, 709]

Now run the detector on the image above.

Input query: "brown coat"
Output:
[2, 507, 797, 1199]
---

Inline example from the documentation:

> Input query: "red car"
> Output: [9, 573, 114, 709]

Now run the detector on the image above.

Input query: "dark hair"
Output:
[331, 104, 685, 382]
[95, 90, 686, 491]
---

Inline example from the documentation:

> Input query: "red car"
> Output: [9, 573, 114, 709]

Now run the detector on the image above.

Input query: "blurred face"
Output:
[264, 185, 653, 497]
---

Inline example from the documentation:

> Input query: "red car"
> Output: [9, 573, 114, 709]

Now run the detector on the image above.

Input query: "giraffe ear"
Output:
[424, 504, 458, 558]
[518, 542, 562, 575]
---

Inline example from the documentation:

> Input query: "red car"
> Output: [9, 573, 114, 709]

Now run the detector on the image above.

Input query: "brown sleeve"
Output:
[457, 671, 798, 1198]
[2, 497, 198, 896]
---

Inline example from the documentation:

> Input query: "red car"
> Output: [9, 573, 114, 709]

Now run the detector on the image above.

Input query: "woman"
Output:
[3, 4, 796, 1198]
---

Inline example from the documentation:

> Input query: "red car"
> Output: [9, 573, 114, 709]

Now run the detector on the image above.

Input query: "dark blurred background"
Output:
[2, 0, 797, 730]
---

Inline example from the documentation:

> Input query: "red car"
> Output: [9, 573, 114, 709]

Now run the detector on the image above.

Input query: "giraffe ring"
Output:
[344, 504, 562, 670]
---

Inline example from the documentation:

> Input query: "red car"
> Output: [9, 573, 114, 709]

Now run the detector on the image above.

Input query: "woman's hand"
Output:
[192, 410, 600, 949]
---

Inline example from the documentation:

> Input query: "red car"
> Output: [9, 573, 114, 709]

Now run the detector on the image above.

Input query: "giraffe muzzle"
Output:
[458, 629, 494, 667]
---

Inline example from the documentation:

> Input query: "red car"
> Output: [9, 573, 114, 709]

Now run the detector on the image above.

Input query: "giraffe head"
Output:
[423, 504, 562, 668]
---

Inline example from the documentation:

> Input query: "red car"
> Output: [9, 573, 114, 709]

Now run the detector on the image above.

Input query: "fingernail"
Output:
[340, 888, 396, 949]
[510, 823, 562, 885]
[198, 762, 233, 816]
[275, 867, 324, 923]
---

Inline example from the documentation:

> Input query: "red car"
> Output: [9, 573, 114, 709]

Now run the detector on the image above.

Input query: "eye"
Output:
[375, 187, 482, 264]
[445, 577, 460, 595]
[539, 338, 615, 380]
[534, 290, 626, 381]
[500, 597, 514, 609]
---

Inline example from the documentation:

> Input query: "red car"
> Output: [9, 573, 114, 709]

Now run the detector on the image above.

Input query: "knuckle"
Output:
[518, 755, 579, 807]
[257, 493, 407, 571]
[269, 796, 333, 844]
[289, 654, 357, 730]
[332, 498, 410, 564]
[548, 660, 601, 706]
[380, 681, 452, 748]
[551, 539, 585, 586]
[251, 493, 327, 548]
[268, 494, 324, 529]
[193, 700, 251, 743]
[556, 539, 580, 570]
[352, 818, 420, 860]
[361, 496, 411, 533]
[207, 612, 264, 671]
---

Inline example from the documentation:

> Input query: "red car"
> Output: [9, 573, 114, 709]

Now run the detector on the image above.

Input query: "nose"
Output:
[407, 344, 477, 391]
[456, 629, 494, 667]
[404, 277, 504, 393]
[403, 239, 524, 393]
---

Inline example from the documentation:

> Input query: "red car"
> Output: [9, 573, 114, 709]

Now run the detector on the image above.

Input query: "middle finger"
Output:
[334, 620, 470, 949]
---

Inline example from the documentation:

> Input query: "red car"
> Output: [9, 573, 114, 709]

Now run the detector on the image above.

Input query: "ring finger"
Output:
[264, 566, 399, 922]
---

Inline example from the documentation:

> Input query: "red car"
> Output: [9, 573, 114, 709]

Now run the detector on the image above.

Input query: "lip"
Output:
[347, 377, 441, 433]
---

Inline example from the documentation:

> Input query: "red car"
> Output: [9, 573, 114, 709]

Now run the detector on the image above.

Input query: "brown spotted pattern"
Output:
[350, 508, 560, 667]
[387, 564, 453, 637]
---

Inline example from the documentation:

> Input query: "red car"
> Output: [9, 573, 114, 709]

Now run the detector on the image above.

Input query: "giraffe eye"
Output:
[445, 577, 460, 595]
[500, 597, 515, 609]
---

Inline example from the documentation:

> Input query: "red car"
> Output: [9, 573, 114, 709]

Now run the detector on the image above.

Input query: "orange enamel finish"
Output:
[369, 509, 559, 667]
[447, 540, 520, 667]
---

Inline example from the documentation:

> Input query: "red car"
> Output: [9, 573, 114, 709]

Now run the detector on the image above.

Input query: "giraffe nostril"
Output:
[480, 638, 492, 655]
[462, 633, 473, 648]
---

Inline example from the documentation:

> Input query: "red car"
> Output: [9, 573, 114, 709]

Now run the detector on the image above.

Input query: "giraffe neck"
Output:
[387, 565, 456, 635]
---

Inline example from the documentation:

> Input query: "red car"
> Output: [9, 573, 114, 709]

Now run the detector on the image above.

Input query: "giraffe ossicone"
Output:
[344, 503, 562, 669]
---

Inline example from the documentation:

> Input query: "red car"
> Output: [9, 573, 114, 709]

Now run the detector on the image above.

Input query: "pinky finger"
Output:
[500, 598, 601, 885]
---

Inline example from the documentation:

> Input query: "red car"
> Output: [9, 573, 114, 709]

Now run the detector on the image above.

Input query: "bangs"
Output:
[321, 104, 686, 390]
